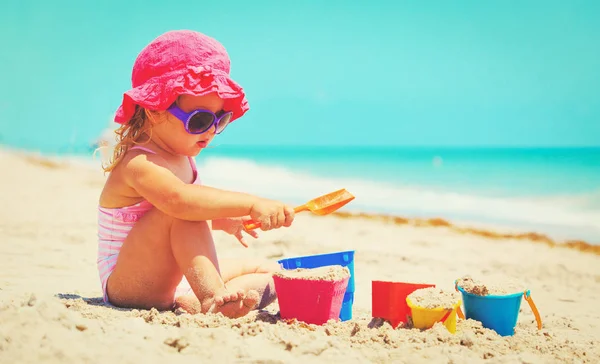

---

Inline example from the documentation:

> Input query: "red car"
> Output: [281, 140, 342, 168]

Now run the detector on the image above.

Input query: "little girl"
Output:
[97, 30, 295, 319]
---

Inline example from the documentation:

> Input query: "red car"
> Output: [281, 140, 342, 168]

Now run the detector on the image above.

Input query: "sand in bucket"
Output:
[455, 275, 542, 336]
[273, 265, 350, 325]
[406, 287, 462, 334]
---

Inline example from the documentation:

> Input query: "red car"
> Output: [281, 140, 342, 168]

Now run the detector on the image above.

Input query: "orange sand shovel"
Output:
[243, 188, 355, 231]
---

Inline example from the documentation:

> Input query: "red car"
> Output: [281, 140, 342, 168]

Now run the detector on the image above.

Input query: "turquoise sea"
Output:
[199, 146, 600, 198]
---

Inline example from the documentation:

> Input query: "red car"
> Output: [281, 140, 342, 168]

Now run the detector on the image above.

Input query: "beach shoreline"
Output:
[331, 211, 600, 255]
[2, 148, 600, 363]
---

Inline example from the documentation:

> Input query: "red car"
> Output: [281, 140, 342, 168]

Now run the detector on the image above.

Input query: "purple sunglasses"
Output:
[167, 103, 233, 135]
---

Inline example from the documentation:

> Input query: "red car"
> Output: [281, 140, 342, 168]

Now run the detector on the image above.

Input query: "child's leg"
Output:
[175, 259, 280, 314]
[106, 208, 258, 318]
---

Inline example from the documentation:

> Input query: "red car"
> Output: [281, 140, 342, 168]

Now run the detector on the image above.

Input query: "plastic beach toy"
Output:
[371, 281, 435, 328]
[243, 189, 355, 230]
[456, 281, 542, 336]
[273, 267, 349, 325]
[406, 296, 462, 334]
[278, 250, 355, 321]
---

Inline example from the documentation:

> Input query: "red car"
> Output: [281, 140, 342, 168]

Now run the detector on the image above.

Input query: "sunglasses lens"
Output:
[216, 112, 233, 134]
[187, 112, 215, 134]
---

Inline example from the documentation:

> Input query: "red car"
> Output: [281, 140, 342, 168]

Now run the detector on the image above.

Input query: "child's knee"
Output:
[257, 260, 282, 274]
[149, 208, 210, 231]
[171, 217, 211, 233]
[147, 209, 211, 235]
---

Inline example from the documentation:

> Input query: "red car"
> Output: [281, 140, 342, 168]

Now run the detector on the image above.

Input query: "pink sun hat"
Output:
[114, 30, 249, 124]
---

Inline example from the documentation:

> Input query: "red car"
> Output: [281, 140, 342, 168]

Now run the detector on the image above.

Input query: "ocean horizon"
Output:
[7, 142, 599, 243]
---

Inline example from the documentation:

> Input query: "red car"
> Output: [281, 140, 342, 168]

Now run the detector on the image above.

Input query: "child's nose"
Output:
[206, 124, 217, 136]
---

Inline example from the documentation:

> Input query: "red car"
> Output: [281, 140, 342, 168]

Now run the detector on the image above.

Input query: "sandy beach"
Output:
[1, 149, 599, 363]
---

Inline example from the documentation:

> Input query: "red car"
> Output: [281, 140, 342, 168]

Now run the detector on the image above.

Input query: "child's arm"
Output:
[122, 153, 261, 221]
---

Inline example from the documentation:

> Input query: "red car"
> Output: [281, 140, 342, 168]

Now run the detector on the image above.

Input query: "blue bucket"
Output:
[456, 283, 541, 336]
[278, 250, 355, 321]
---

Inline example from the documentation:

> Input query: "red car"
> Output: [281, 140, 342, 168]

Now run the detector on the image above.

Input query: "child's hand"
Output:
[213, 217, 259, 248]
[249, 198, 295, 231]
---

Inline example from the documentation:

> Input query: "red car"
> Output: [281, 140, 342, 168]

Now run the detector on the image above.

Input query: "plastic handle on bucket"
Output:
[457, 306, 465, 320]
[439, 309, 453, 323]
[524, 291, 542, 330]
[453, 281, 466, 320]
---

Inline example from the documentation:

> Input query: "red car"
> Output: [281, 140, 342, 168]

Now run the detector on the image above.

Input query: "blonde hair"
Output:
[101, 106, 153, 173]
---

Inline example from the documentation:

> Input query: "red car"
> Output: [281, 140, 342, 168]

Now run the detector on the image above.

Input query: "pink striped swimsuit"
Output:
[97, 146, 199, 303]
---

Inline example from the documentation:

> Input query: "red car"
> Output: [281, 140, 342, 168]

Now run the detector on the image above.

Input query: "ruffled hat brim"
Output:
[114, 66, 248, 124]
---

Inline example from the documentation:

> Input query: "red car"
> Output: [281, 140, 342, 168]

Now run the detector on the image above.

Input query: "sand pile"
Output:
[273, 265, 350, 281]
[1, 293, 599, 363]
[407, 287, 460, 309]
[457, 276, 526, 296]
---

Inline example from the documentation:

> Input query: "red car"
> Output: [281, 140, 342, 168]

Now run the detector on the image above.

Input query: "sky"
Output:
[1, 0, 599, 152]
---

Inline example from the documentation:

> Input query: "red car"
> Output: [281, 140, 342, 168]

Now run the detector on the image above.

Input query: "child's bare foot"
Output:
[174, 288, 259, 319]
[212, 288, 246, 307]
[211, 289, 259, 319]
